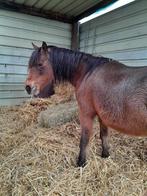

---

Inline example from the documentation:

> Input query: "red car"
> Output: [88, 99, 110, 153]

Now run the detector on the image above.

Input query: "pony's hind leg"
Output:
[99, 119, 110, 158]
[77, 112, 94, 167]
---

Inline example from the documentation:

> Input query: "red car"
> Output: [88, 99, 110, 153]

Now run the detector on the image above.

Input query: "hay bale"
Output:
[38, 101, 78, 128]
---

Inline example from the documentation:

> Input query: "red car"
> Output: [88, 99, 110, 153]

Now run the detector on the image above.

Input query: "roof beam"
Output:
[71, 22, 79, 51]
[73, 0, 118, 22]
[0, 0, 72, 23]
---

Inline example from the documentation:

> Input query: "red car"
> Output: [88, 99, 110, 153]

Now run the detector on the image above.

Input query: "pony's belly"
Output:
[108, 123, 147, 136]
[96, 106, 147, 136]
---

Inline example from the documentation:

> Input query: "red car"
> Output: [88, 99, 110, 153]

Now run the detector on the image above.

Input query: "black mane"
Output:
[48, 46, 112, 82]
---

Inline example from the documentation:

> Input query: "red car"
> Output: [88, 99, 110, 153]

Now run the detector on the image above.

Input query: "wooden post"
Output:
[71, 22, 79, 51]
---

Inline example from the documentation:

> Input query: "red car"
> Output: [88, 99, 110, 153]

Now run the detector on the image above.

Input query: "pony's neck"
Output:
[49, 47, 84, 87]
[49, 46, 111, 87]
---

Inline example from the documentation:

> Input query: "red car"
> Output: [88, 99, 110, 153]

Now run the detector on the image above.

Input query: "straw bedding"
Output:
[0, 83, 147, 196]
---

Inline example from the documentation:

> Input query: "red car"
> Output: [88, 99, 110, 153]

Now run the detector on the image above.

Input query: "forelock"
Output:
[29, 48, 41, 68]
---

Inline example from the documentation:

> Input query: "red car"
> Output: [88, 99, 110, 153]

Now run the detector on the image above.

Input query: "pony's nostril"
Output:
[25, 85, 31, 94]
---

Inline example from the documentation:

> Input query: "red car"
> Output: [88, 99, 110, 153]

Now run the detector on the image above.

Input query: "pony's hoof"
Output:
[101, 151, 110, 158]
[77, 158, 86, 167]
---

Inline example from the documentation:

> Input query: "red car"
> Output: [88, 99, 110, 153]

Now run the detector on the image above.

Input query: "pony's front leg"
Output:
[77, 112, 94, 167]
[99, 119, 110, 158]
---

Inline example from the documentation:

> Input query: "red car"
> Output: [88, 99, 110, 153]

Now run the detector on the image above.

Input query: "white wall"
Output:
[0, 10, 71, 105]
[80, 0, 147, 67]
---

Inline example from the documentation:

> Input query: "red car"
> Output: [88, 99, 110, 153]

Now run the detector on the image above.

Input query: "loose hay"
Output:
[38, 101, 78, 128]
[1, 83, 75, 130]
[0, 83, 147, 196]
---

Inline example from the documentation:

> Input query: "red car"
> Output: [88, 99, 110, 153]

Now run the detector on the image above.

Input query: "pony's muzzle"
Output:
[25, 85, 31, 94]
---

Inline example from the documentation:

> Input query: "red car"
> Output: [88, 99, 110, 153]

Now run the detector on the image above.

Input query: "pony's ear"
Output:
[42, 41, 48, 51]
[32, 43, 38, 50]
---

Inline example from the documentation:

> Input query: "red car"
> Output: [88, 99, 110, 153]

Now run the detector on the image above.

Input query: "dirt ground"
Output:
[0, 85, 147, 196]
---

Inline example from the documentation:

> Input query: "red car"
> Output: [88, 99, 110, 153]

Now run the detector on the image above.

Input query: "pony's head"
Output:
[25, 42, 55, 98]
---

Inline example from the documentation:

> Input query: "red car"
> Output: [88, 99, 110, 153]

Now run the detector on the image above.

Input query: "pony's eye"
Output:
[38, 63, 44, 74]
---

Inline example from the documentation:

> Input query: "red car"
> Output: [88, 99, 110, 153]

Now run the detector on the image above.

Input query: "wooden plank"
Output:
[0, 98, 29, 106]
[0, 18, 71, 38]
[0, 74, 26, 83]
[0, 46, 32, 57]
[0, 84, 25, 91]
[0, 26, 71, 46]
[0, 64, 27, 75]
[0, 36, 70, 49]
[93, 48, 147, 61]
[80, 35, 147, 54]
[118, 59, 147, 67]
[0, 55, 29, 66]
[0, 90, 29, 99]
[80, 23, 147, 48]
[0, 10, 71, 30]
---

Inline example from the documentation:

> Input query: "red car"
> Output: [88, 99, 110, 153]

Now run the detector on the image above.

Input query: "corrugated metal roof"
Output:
[14, 0, 102, 16]
[0, 0, 116, 23]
